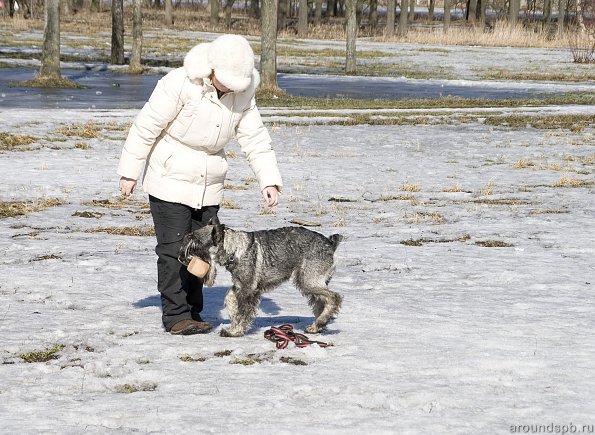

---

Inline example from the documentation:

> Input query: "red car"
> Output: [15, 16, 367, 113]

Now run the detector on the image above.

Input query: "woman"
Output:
[118, 34, 283, 335]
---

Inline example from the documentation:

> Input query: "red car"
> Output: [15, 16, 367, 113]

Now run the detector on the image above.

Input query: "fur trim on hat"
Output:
[183, 43, 212, 81]
[183, 35, 259, 93]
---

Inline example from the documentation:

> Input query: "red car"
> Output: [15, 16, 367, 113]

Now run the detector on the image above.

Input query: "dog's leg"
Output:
[307, 295, 325, 319]
[302, 287, 342, 334]
[306, 290, 342, 334]
[221, 287, 261, 337]
[297, 268, 342, 333]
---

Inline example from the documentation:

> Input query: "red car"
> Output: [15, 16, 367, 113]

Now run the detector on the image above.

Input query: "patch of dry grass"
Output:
[478, 69, 595, 82]
[16, 77, 82, 89]
[82, 225, 155, 236]
[115, 383, 157, 393]
[31, 254, 63, 261]
[376, 193, 416, 202]
[443, 183, 463, 192]
[479, 181, 495, 196]
[400, 234, 471, 246]
[258, 204, 276, 215]
[512, 159, 536, 169]
[400, 182, 421, 192]
[529, 209, 569, 215]
[19, 344, 65, 363]
[406, 211, 445, 224]
[485, 114, 594, 131]
[179, 354, 208, 362]
[579, 154, 595, 166]
[221, 200, 240, 209]
[473, 198, 532, 206]
[475, 240, 514, 247]
[81, 197, 150, 210]
[0, 132, 36, 151]
[552, 174, 589, 187]
[54, 122, 101, 138]
[224, 184, 250, 190]
[381, 21, 566, 49]
[0, 198, 66, 218]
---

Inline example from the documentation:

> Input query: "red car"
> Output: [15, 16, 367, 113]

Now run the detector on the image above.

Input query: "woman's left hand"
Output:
[262, 186, 280, 207]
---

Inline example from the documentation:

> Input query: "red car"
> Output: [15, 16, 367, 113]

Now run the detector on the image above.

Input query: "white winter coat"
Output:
[117, 46, 283, 209]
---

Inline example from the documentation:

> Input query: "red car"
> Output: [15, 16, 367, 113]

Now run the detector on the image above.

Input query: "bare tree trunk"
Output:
[479, 0, 487, 25]
[40, 0, 61, 80]
[249, 0, 260, 18]
[443, 0, 451, 32]
[210, 0, 219, 26]
[386, 0, 396, 37]
[428, 0, 435, 22]
[557, 0, 566, 35]
[543, 0, 552, 31]
[575, 0, 586, 32]
[130, 0, 143, 72]
[111, 0, 125, 64]
[345, 0, 357, 74]
[90, 0, 100, 12]
[224, 0, 234, 30]
[369, 0, 378, 30]
[164, 0, 174, 25]
[314, 0, 323, 25]
[278, 0, 288, 30]
[408, 0, 414, 21]
[261, 0, 278, 89]
[327, 0, 336, 16]
[467, 0, 477, 22]
[61, 0, 71, 16]
[298, 0, 308, 37]
[398, 0, 408, 36]
[508, 0, 520, 23]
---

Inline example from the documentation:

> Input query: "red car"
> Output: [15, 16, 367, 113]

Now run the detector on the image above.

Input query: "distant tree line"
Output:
[5, 0, 593, 86]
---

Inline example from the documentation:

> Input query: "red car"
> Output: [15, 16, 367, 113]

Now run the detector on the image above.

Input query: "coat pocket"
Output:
[205, 153, 228, 186]
[149, 196, 188, 245]
[147, 142, 173, 176]
[148, 140, 206, 183]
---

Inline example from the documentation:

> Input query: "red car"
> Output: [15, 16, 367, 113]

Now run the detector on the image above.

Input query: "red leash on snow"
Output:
[264, 324, 333, 349]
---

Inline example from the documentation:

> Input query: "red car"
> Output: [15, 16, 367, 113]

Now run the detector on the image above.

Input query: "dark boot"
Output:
[170, 319, 212, 335]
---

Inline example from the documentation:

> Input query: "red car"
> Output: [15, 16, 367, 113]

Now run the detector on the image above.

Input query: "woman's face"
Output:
[211, 74, 230, 93]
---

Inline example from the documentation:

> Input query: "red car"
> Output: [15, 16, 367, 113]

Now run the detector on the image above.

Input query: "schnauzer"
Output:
[178, 219, 343, 337]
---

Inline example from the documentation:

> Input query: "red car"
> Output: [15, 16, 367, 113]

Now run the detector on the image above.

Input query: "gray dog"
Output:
[178, 220, 343, 337]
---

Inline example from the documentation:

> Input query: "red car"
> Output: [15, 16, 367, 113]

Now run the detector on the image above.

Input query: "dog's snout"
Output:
[178, 236, 196, 265]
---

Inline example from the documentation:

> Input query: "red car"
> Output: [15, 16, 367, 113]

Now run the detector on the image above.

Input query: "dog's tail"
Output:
[328, 234, 343, 251]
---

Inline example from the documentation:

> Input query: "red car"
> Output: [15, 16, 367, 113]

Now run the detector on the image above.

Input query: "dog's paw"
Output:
[220, 328, 244, 338]
[304, 325, 323, 334]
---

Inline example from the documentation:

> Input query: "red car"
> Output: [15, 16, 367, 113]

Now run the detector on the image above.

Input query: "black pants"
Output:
[149, 195, 219, 331]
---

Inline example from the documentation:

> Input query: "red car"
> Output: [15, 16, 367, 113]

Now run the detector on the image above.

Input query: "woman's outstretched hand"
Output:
[262, 185, 280, 207]
[119, 177, 137, 196]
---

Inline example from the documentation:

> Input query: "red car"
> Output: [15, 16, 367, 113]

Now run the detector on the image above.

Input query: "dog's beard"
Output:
[204, 257, 217, 287]
[178, 239, 196, 266]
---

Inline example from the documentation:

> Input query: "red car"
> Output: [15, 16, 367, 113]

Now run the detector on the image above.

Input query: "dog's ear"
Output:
[211, 224, 225, 246]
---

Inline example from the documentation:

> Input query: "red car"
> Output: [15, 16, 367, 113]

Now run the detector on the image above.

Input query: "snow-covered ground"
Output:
[0, 102, 593, 434]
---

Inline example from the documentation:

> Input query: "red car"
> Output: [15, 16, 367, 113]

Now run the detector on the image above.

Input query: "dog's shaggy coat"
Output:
[179, 222, 343, 337]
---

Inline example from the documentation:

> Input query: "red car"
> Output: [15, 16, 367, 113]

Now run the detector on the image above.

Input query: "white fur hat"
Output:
[183, 34, 258, 93]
